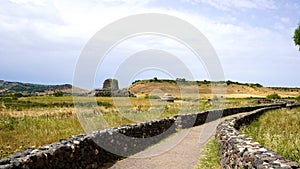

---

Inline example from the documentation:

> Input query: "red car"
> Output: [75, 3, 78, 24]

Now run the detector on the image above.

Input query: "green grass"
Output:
[240, 107, 300, 164]
[1, 96, 113, 110]
[0, 115, 83, 158]
[195, 137, 221, 169]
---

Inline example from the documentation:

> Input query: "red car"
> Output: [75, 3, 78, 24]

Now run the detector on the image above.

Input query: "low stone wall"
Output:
[216, 106, 300, 168]
[174, 103, 286, 129]
[0, 103, 290, 169]
[287, 103, 300, 109]
[0, 118, 175, 169]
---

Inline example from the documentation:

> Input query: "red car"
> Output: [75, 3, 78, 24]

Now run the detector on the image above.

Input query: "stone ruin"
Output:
[103, 79, 119, 91]
[89, 78, 135, 97]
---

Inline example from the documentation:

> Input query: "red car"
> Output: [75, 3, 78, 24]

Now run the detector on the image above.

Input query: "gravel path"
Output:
[106, 117, 226, 169]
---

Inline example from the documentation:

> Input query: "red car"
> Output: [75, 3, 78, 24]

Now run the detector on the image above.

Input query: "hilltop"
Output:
[0, 80, 87, 96]
[128, 79, 300, 99]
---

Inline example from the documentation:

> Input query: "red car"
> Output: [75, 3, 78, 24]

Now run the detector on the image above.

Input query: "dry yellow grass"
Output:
[0, 107, 75, 118]
[129, 81, 300, 99]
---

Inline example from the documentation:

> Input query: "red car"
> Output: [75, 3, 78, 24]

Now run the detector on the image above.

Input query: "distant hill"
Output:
[129, 79, 300, 99]
[0, 80, 87, 96]
[1, 79, 299, 98]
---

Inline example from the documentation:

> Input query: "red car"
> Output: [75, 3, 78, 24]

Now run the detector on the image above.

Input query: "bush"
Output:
[53, 90, 64, 97]
[249, 83, 263, 88]
[266, 93, 281, 99]
[295, 95, 300, 102]
[131, 80, 140, 85]
[144, 94, 160, 99]
[12, 93, 23, 98]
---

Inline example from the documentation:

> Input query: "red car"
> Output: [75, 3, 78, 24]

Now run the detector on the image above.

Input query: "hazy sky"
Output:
[0, 0, 299, 88]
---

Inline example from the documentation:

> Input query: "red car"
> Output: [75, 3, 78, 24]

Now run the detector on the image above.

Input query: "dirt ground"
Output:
[106, 118, 225, 169]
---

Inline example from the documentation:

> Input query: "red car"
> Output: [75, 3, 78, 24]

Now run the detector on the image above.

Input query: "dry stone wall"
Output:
[216, 105, 300, 169]
[0, 118, 175, 169]
[0, 103, 294, 169]
[287, 103, 300, 109]
[174, 103, 286, 129]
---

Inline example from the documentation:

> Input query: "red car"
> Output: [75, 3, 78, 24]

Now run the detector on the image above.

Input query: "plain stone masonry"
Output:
[287, 103, 300, 109]
[0, 118, 175, 169]
[0, 103, 293, 169]
[174, 103, 286, 129]
[216, 106, 300, 169]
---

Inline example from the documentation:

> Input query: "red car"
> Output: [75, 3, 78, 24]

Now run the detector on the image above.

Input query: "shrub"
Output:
[12, 93, 23, 98]
[249, 83, 263, 88]
[266, 93, 281, 99]
[131, 80, 140, 85]
[295, 95, 300, 102]
[144, 94, 160, 99]
[53, 90, 64, 97]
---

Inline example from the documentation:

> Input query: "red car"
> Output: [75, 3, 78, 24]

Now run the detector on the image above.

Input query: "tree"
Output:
[293, 24, 300, 51]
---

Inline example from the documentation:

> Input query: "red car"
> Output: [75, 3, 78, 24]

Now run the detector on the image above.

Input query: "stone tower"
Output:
[103, 79, 119, 91]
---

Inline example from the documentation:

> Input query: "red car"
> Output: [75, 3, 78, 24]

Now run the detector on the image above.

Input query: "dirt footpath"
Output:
[107, 118, 223, 169]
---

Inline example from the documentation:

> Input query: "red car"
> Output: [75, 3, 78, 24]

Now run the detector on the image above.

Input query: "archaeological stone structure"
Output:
[102, 79, 119, 91]
[89, 79, 134, 97]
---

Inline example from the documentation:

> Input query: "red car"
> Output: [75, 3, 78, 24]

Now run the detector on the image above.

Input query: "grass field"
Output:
[241, 107, 300, 164]
[0, 96, 267, 158]
[0, 114, 83, 158]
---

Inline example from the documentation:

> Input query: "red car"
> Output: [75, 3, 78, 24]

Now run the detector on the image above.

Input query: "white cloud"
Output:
[0, 0, 299, 86]
[9, 0, 48, 6]
[186, 0, 277, 11]
[278, 17, 290, 23]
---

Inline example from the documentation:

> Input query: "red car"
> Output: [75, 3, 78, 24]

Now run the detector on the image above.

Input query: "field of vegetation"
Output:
[0, 94, 263, 158]
[241, 107, 300, 164]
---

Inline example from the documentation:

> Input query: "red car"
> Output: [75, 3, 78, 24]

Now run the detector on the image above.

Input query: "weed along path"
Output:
[107, 114, 240, 169]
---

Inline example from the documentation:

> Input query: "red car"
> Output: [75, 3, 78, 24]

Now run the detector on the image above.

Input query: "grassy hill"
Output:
[0, 80, 87, 96]
[129, 79, 300, 99]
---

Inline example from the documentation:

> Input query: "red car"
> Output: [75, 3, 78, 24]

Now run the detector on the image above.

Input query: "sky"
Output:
[0, 0, 300, 89]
